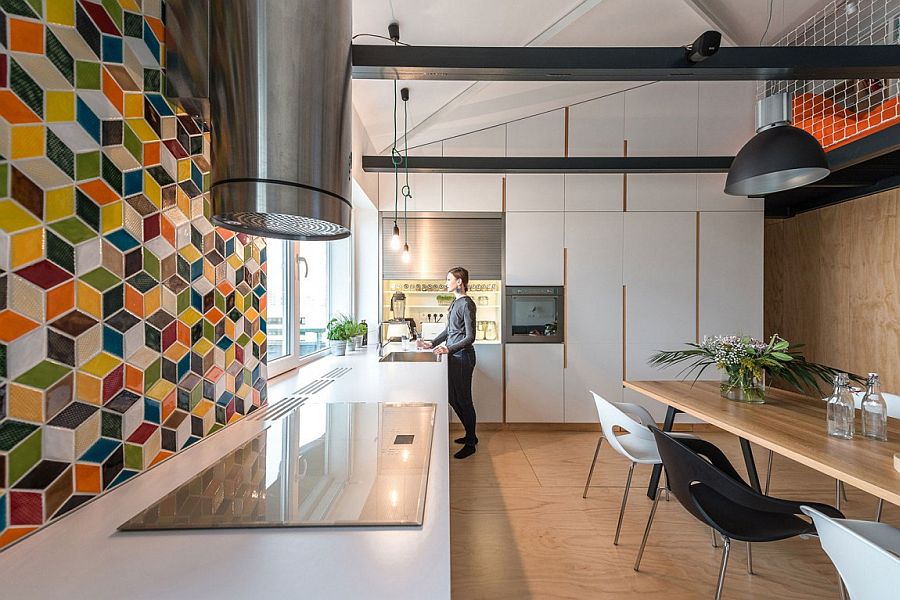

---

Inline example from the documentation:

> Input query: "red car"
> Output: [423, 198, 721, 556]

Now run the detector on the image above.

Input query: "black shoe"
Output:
[454, 445, 476, 460]
[454, 436, 478, 445]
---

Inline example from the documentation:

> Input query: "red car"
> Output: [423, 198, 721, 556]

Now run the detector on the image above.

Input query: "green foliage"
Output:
[326, 314, 365, 341]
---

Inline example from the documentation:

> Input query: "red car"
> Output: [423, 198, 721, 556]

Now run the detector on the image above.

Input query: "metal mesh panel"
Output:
[758, 0, 900, 149]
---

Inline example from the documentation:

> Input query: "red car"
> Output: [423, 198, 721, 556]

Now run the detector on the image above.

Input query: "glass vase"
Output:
[719, 368, 765, 404]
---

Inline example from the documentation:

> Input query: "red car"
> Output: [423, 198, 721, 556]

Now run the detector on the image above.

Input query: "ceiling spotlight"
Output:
[685, 30, 722, 63]
[725, 93, 830, 196]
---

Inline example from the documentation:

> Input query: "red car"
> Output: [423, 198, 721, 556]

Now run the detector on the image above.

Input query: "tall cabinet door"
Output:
[506, 344, 564, 422]
[505, 212, 564, 286]
[564, 212, 624, 422]
[624, 212, 696, 421]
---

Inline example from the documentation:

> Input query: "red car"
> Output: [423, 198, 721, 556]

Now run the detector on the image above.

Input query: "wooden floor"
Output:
[448, 429, 899, 599]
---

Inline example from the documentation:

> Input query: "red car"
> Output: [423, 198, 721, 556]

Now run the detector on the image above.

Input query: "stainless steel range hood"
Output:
[166, 0, 352, 241]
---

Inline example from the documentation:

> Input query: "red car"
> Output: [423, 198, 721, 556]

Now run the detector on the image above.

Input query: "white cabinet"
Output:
[698, 211, 764, 342]
[565, 174, 623, 211]
[449, 343, 503, 424]
[698, 174, 764, 211]
[624, 212, 696, 384]
[568, 93, 625, 156]
[378, 172, 442, 212]
[505, 174, 564, 211]
[506, 344, 564, 422]
[624, 82, 699, 156]
[506, 110, 565, 157]
[564, 212, 623, 422]
[442, 125, 505, 156]
[627, 174, 698, 211]
[505, 212, 564, 286]
[442, 174, 503, 212]
[698, 81, 756, 156]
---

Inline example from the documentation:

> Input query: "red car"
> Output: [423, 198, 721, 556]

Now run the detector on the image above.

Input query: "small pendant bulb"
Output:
[402, 243, 411, 263]
[391, 223, 401, 250]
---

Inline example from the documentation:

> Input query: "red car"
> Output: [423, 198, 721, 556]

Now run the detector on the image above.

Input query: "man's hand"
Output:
[433, 345, 449, 355]
[417, 339, 433, 349]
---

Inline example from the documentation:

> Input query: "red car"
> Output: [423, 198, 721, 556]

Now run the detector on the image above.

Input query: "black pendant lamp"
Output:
[724, 93, 830, 197]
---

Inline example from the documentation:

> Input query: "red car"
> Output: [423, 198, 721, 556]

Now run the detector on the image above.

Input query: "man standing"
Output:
[419, 267, 478, 459]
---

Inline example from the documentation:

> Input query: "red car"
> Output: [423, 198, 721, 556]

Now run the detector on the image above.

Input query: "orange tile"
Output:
[76, 372, 102, 405]
[143, 141, 160, 166]
[75, 463, 102, 493]
[162, 389, 176, 422]
[145, 16, 165, 43]
[124, 284, 143, 317]
[0, 309, 39, 342]
[176, 321, 190, 346]
[143, 286, 161, 315]
[78, 179, 120, 205]
[125, 364, 143, 393]
[102, 68, 124, 114]
[149, 450, 173, 467]
[0, 527, 38, 549]
[46, 280, 76, 321]
[0, 90, 41, 124]
[160, 214, 176, 246]
[8, 18, 43, 53]
[205, 307, 223, 324]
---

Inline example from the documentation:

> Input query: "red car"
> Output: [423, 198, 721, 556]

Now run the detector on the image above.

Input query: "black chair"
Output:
[634, 427, 843, 600]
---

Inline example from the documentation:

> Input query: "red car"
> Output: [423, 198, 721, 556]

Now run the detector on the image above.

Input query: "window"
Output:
[266, 240, 291, 361]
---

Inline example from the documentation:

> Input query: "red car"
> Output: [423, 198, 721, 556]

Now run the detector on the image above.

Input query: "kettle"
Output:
[390, 292, 406, 321]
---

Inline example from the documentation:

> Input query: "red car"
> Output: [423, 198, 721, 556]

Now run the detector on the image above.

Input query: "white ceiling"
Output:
[351, 0, 827, 151]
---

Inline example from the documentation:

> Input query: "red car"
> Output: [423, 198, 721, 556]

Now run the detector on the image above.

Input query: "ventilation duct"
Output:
[166, 0, 352, 240]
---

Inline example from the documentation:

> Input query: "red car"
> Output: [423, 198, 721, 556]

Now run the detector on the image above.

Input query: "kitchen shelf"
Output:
[408, 304, 501, 309]
[384, 290, 500, 294]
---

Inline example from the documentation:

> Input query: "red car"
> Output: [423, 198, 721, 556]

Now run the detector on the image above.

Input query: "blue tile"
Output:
[0, 493, 6, 530]
[260, 246, 267, 264]
[215, 337, 231, 351]
[216, 391, 234, 407]
[76, 97, 101, 144]
[183, 435, 201, 448]
[190, 289, 202, 311]
[80, 437, 120, 463]
[145, 93, 173, 117]
[259, 318, 267, 334]
[109, 468, 137, 488]
[225, 238, 234, 257]
[102, 326, 124, 357]
[177, 354, 190, 381]
[190, 259, 202, 281]
[191, 162, 202, 191]
[143, 21, 160, 63]
[104, 229, 139, 252]
[102, 35, 123, 63]
[253, 284, 265, 298]
[252, 364, 262, 384]
[123, 169, 142, 196]
[144, 398, 160, 424]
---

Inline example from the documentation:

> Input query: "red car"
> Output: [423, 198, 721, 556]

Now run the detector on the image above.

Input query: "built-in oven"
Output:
[504, 286, 564, 343]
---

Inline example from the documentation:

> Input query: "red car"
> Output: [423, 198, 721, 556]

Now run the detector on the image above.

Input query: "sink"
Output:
[379, 351, 442, 363]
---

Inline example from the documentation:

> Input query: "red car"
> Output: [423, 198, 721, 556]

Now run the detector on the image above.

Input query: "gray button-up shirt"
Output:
[432, 296, 477, 354]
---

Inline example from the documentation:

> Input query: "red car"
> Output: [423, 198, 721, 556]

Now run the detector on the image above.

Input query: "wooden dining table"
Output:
[625, 380, 900, 506]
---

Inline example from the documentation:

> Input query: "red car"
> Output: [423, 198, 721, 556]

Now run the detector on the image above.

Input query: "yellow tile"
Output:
[227, 254, 243, 270]
[252, 330, 265, 346]
[225, 345, 235, 367]
[0, 200, 41, 232]
[178, 244, 201, 262]
[143, 285, 161, 315]
[101, 201, 123, 234]
[82, 352, 122, 377]
[45, 186, 75, 221]
[144, 171, 161, 207]
[245, 308, 259, 323]
[117, 0, 141, 10]
[47, 0, 76, 25]
[146, 379, 175, 402]
[10, 228, 44, 268]
[77, 281, 102, 319]
[194, 399, 214, 417]
[76, 372, 102, 405]
[224, 319, 235, 340]
[180, 307, 202, 327]
[46, 91, 75, 122]
[123, 93, 143, 118]
[163, 342, 188, 362]
[177, 159, 191, 182]
[192, 337, 212, 355]
[11, 125, 44, 159]
[8, 383, 43, 422]
[125, 118, 158, 142]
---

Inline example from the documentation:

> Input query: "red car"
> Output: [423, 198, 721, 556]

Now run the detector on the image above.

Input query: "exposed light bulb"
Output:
[402, 243, 411, 263]
[390, 223, 401, 250]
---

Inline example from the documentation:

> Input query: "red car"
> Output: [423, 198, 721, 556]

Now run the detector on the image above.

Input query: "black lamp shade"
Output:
[724, 124, 830, 196]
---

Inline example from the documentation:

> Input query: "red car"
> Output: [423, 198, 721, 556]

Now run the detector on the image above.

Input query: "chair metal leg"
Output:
[663, 469, 670, 501]
[876, 498, 884, 522]
[711, 528, 719, 548]
[835, 479, 842, 511]
[841, 480, 848, 502]
[715, 538, 732, 600]
[764, 450, 773, 495]
[746, 541, 753, 575]
[582, 436, 603, 499]
[614, 462, 636, 545]
[633, 486, 662, 571]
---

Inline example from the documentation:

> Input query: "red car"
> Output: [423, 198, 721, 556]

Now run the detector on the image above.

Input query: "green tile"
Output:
[214, 291, 225, 312]
[76, 151, 101, 181]
[0, 0, 38, 19]
[49, 217, 97, 244]
[76, 189, 101, 231]
[209, 423, 223, 435]
[101, 0, 123, 31]
[46, 29, 75, 86]
[102, 411, 122, 439]
[122, 124, 142, 163]
[0, 420, 38, 451]
[14, 360, 71, 390]
[177, 289, 190, 314]
[127, 271, 156, 293]
[8, 430, 42, 485]
[203, 319, 214, 342]
[0, 163, 8, 197]
[101, 153, 122, 195]
[236, 333, 250, 347]
[81, 267, 120, 292]
[144, 358, 161, 391]
[75, 61, 101, 90]
[191, 385, 202, 409]
[47, 230, 76, 273]
[10, 59, 43, 119]
[123, 443, 142, 470]
[143, 249, 160, 280]
[123, 11, 143, 38]
[47, 128, 75, 179]
[143, 69, 160, 93]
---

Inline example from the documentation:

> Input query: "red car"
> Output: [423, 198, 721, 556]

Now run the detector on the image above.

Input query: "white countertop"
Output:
[0, 345, 450, 600]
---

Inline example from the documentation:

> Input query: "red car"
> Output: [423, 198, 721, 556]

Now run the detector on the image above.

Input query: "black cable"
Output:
[351, 33, 412, 46]
[759, 0, 774, 45]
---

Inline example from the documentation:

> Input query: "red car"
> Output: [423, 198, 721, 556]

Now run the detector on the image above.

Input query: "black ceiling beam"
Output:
[362, 155, 734, 174]
[351, 44, 900, 81]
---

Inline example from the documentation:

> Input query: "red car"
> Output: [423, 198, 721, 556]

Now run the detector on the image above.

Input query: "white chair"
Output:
[583, 391, 696, 545]
[801, 506, 900, 600]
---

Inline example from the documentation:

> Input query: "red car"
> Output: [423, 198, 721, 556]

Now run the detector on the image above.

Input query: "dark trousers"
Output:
[448, 349, 477, 444]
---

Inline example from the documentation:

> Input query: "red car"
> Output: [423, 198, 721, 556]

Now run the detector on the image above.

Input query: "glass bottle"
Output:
[861, 372, 888, 441]
[826, 373, 854, 440]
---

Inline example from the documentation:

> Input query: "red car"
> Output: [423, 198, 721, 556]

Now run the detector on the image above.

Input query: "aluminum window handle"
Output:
[297, 255, 309, 278]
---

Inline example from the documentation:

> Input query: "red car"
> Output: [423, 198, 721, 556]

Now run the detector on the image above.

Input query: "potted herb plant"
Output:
[326, 314, 352, 356]
[348, 321, 366, 351]
[649, 334, 845, 404]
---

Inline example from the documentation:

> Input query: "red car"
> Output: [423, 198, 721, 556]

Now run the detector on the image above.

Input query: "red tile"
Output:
[80, 1, 121, 35]
[9, 491, 43, 525]
[143, 214, 160, 240]
[16, 260, 74, 290]
[102, 365, 124, 403]
[162, 139, 189, 159]
[161, 322, 177, 350]
[127, 422, 158, 445]
[235, 345, 244, 364]
[0, 54, 7, 88]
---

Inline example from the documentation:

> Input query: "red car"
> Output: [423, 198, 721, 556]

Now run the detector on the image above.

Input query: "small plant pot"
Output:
[719, 368, 765, 404]
[347, 338, 356, 352]
[351, 335, 364, 349]
[330, 341, 347, 356]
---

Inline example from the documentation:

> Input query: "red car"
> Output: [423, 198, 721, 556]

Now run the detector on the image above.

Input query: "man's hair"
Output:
[448, 267, 469, 291]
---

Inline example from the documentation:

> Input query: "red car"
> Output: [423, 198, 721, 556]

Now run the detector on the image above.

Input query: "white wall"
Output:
[352, 180, 379, 343]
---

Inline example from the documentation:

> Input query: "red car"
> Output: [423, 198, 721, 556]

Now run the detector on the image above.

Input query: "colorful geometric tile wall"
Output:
[0, 0, 268, 550]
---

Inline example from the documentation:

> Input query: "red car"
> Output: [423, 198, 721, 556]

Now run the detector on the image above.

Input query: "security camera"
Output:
[685, 30, 722, 63]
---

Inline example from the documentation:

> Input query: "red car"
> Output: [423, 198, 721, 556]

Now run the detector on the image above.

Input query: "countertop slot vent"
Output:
[295, 379, 334, 396]
[249, 396, 307, 421]
[322, 367, 352, 379]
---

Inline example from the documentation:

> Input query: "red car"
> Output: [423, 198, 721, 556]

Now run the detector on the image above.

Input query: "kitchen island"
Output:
[0, 345, 450, 600]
